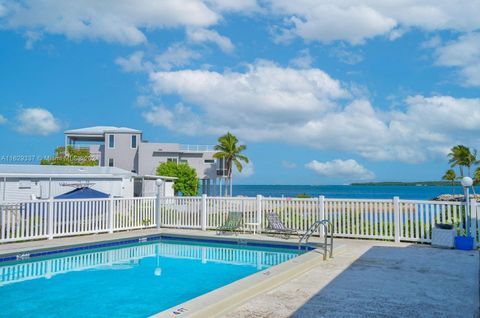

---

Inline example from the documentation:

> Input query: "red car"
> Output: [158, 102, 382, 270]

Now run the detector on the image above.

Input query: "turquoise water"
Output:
[0, 239, 302, 317]
[230, 185, 471, 200]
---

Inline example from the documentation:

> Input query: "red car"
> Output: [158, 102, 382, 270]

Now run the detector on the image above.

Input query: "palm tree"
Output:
[213, 132, 249, 196]
[474, 167, 480, 185]
[442, 169, 457, 194]
[448, 145, 478, 177]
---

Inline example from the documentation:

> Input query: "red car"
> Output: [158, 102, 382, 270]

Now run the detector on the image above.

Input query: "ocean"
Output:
[225, 185, 472, 200]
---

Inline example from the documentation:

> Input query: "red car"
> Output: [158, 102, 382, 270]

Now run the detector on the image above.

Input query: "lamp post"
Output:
[155, 179, 164, 230]
[461, 176, 473, 237]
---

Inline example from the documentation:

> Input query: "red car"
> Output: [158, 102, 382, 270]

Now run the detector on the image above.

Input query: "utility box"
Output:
[432, 224, 455, 248]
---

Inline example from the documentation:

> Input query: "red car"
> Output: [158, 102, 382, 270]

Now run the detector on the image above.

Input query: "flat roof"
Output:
[0, 164, 134, 179]
[64, 126, 142, 136]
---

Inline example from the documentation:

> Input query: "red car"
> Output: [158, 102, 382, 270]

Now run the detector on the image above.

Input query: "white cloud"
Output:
[187, 28, 234, 53]
[0, 114, 6, 124]
[268, 1, 480, 44]
[16, 108, 60, 135]
[289, 49, 313, 69]
[329, 46, 363, 65]
[141, 61, 480, 163]
[155, 44, 202, 70]
[116, 51, 152, 72]
[149, 61, 348, 132]
[142, 103, 202, 134]
[306, 159, 374, 181]
[282, 161, 297, 169]
[206, 0, 259, 13]
[23, 30, 42, 49]
[116, 45, 201, 73]
[434, 33, 480, 87]
[234, 161, 254, 178]
[1, 0, 219, 45]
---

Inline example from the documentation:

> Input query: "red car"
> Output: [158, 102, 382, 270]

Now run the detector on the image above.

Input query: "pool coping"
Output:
[151, 242, 336, 318]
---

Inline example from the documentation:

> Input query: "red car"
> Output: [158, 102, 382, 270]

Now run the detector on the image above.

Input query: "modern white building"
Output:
[64, 126, 226, 195]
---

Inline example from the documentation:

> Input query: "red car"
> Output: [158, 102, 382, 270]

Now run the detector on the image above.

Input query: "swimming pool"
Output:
[0, 236, 305, 317]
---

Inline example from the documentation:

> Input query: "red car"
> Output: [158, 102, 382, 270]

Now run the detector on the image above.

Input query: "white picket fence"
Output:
[159, 195, 478, 244]
[1, 195, 477, 245]
[0, 197, 156, 243]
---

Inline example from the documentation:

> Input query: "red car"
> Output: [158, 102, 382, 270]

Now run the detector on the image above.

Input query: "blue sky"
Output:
[0, 1, 479, 184]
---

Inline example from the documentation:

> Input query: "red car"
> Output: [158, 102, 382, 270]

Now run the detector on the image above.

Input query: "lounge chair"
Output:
[265, 211, 299, 239]
[216, 211, 243, 235]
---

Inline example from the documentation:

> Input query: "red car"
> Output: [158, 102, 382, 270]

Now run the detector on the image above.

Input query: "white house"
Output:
[0, 165, 136, 201]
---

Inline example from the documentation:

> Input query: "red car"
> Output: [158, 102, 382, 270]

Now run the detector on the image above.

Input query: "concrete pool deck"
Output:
[1, 229, 478, 317]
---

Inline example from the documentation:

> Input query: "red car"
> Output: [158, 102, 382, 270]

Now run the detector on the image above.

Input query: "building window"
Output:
[108, 134, 115, 148]
[204, 159, 215, 164]
[167, 158, 178, 163]
[131, 135, 137, 148]
[179, 159, 188, 164]
[108, 158, 114, 167]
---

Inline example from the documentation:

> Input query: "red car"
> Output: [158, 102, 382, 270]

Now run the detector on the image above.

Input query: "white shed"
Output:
[0, 165, 135, 202]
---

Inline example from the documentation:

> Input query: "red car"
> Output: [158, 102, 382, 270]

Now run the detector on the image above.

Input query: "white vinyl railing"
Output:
[159, 195, 478, 244]
[1, 195, 476, 245]
[0, 197, 156, 243]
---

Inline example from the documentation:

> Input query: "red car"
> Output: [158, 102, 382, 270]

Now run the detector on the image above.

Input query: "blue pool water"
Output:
[0, 238, 303, 317]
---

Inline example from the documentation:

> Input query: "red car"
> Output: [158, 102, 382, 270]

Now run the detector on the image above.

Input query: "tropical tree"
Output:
[213, 132, 249, 196]
[474, 167, 480, 185]
[41, 146, 98, 166]
[156, 161, 199, 196]
[448, 145, 478, 177]
[442, 169, 457, 194]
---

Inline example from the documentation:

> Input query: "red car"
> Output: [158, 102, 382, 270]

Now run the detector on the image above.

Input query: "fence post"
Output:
[319, 196, 325, 237]
[393, 196, 400, 243]
[108, 196, 114, 234]
[201, 194, 207, 231]
[470, 199, 477, 244]
[47, 198, 54, 240]
[256, 195, 262, 233]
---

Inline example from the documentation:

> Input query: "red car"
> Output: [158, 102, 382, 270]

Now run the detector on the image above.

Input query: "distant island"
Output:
[351, 181, 461, 186]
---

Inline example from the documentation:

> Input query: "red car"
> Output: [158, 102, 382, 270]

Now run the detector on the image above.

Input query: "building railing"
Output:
[179, 144, 215, 152]
[1, 195, 477, 245]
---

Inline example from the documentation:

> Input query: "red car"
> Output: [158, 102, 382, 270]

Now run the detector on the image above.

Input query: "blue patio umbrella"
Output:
[54, 187, 110, 199]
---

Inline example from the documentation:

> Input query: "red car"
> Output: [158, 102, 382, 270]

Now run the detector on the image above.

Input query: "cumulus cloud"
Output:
[140, 61, 480, 163]
[0, 114, 6, 124]
[1, 0, 219, 45]
[289, 49, 313, 69]
[282, 161, 297, 169]
[434, 33, 480, 87]
[268, 1, 480, 44]
[206, 0, 259, 13]
[116, 51, 152, 72]
[116, 45, 201, 73]
[187, 28, 234, 53]
[306, 159, 374, 181]
[234, 161, 255, 178]
[15, 108, 60, 135]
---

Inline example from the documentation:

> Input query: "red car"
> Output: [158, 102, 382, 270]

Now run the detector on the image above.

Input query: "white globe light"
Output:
[461, 176, 473, 187]
[155, 179, 164, 187]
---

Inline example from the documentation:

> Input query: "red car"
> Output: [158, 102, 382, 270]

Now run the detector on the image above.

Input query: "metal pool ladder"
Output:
[298, 220, 333, 260]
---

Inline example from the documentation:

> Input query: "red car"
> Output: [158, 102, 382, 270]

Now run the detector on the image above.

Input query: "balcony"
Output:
[179, 144, 215, 152]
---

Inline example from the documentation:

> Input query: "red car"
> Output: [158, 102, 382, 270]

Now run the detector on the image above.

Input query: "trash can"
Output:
[432, 224, 455, 248]
[454, 236, 475, 250]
